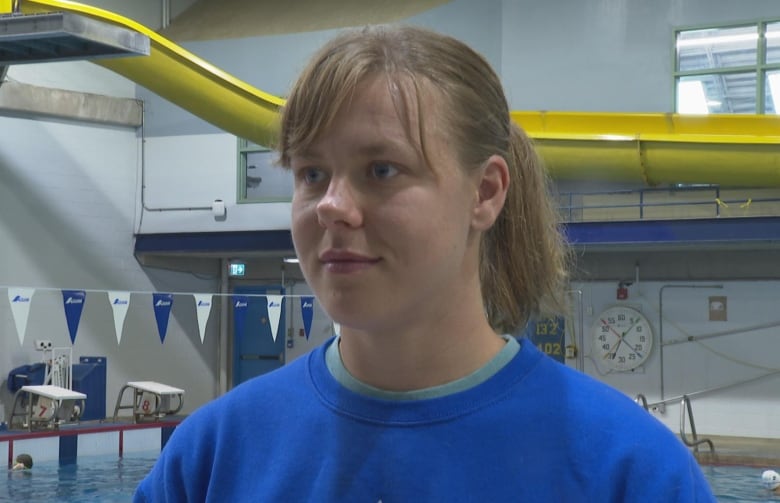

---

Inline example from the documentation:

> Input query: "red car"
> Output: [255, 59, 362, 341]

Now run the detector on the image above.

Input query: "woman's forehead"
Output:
[355, 75, 449, 153]
[288, 71, 454, 172]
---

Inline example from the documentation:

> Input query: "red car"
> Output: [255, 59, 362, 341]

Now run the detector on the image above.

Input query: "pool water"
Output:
[703, 464, 780, 502]
[2, 453, 157, 503]
[1, 455, 778, 502]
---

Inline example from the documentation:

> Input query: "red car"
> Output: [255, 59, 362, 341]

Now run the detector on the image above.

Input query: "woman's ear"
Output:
[472, 154, 510, 231]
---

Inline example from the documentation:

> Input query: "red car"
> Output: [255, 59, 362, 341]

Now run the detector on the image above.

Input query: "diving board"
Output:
[9, 385, 87, 431]
[113, 381, 184, 423]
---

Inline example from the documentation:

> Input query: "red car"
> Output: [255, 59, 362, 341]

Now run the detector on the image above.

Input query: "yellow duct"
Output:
[3, 0, 780, 187]
[514, 112, 780, 186]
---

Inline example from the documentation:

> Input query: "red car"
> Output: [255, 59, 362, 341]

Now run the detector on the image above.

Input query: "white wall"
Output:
[571, 280, 780, 438]
[139, 133, 291, 233]
[0, 114, 221, 420]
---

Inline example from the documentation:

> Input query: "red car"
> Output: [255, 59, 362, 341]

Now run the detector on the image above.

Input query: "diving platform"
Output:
[113, 381, 184, 423]
[9, 384, 86, 431]
[0, 11, 149, 65]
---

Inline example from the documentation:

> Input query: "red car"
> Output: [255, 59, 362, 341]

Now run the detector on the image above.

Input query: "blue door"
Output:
[233, 286, 286, 387]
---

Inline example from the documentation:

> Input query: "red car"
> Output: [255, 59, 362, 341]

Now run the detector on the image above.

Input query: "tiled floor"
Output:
[693, 435, 780, 467]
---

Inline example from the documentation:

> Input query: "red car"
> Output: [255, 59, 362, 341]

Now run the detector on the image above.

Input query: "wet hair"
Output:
[15, 453, 33, 469]
[279, 25, 569, 333]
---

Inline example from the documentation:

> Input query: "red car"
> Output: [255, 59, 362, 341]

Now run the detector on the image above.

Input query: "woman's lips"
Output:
[319, 250, 381, 273]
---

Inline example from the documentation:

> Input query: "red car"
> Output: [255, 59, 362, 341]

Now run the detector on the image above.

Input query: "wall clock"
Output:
[592, 305, 653, 372]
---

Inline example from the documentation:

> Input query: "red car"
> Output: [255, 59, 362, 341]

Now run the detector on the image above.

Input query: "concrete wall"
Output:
[571, 279, 780, 437]
[0, 113, 221, 420]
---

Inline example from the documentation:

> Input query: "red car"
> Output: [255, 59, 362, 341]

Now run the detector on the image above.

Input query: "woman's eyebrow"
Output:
[353, 137, 420, 158]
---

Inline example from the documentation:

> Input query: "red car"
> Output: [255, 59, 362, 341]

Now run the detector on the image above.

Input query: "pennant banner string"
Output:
[0, 284, 315, 299]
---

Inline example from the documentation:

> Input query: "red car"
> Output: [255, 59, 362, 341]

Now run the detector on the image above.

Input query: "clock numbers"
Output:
[591, 306, 654, 372]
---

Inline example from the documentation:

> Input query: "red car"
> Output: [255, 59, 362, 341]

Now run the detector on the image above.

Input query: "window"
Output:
[675, 20, 780, 114]
[237, 139, 292, 203]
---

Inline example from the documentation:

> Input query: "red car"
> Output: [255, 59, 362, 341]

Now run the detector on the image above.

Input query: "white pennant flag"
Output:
[193, 294, 214, 343]
[266, 295, 283, 342]
[8, 288, 35, 345]
[108, 291, 131, 345]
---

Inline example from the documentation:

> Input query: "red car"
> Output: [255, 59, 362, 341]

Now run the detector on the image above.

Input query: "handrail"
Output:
[556, 185, 780, 223]
[634, 394, 649, 411]
[679, 395, 714, 454]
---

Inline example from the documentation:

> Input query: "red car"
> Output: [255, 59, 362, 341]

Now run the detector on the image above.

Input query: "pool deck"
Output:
[0, 415, 185, 439]
[692, 435, 780, 467]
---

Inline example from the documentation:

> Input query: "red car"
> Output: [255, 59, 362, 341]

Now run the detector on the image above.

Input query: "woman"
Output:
[135, 25, 714, 502]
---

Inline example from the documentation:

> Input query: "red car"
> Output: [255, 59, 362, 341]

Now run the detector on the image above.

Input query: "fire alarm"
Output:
[616, 281, 631, 300]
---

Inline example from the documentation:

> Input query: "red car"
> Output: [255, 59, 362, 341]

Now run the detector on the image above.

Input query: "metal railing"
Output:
[557, 186, 780, 223]
[637, 393, 715, 454]
[634, 393, 649, 411]
[679, 395, 715, 454]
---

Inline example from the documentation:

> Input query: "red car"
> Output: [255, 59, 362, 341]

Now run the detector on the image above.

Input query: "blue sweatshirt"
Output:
[135, 338, 715, 502]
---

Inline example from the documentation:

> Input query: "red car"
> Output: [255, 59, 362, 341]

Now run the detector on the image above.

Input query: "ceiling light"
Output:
[676, 32, 757, 49]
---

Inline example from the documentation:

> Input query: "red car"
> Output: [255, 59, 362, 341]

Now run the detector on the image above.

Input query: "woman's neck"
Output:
[337, 307, 505, 392]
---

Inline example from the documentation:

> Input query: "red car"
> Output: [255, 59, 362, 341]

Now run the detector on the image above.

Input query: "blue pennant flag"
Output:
[61, 290, 86, 344]
[152, 293, 174, 343]
[300, 296, 314, 340]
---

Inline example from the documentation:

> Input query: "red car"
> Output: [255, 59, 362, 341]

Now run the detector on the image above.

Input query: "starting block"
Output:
[9, 385, 86, 431]
[113, 381, 184, 423]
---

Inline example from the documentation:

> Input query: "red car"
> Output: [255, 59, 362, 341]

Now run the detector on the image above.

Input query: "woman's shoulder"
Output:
[517, 340, 686, 450]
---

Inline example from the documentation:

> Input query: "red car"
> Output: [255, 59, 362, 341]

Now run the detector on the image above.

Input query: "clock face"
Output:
[592, 306, 653, 372]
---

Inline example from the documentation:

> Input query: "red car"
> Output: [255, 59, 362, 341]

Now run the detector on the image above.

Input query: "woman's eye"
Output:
[371, 162, 399, 179]
[298, 167, 326, 184]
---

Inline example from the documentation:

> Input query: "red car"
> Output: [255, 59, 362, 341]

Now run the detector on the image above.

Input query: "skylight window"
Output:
[677, 80, 709, 114]
[675, 21, 780, 114]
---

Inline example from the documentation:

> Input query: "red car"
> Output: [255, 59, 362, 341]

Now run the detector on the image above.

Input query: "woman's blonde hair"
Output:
[279, 25, 569, 333]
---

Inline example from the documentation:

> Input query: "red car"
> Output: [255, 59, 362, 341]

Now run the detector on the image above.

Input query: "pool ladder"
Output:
[679, 395, 714, 454]
[634, 393, 715, 454]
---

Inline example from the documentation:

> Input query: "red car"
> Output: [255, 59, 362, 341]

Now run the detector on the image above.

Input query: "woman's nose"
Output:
[315, 177, 363, 228]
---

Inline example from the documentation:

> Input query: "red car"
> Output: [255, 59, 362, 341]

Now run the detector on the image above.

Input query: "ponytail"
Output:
[480, 123, 569, 333]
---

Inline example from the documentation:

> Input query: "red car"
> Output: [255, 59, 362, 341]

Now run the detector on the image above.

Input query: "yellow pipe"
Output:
[513, 112, 780, 186]
[4, 1, 780, 186]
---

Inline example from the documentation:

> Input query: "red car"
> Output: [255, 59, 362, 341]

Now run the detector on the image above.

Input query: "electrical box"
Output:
[72, 356, 107, 421]
[34, 339, 53, 351]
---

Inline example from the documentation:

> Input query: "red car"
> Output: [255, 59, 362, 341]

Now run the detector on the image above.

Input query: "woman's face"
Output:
[289, 77, 481, 332]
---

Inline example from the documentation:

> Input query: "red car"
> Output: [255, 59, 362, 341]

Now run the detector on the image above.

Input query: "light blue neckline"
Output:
[325, 333, 520, 401]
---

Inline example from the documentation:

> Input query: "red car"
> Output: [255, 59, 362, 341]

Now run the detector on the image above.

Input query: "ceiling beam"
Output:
[0, 80, 142, 127]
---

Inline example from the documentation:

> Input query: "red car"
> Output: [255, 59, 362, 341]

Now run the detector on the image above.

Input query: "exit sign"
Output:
[229, 263, 246, 276]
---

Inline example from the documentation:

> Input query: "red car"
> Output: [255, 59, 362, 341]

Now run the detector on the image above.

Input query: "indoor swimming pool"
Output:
[3, 452, 157, 502]
[703, 465, 780, 502]
[2, 455, 779, 501]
